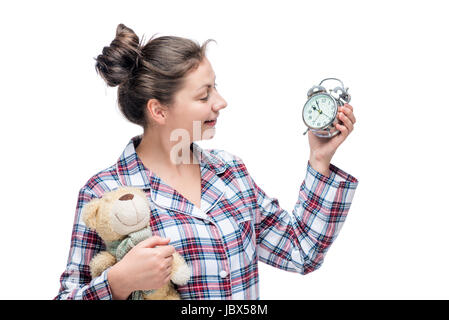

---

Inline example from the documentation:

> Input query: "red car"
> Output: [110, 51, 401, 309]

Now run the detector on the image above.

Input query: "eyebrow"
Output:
[196, 75, 217, 92]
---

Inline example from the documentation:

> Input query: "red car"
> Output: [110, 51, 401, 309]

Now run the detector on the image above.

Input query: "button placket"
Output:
[207, 219, 232, 295]
[219, 270, 228, 278]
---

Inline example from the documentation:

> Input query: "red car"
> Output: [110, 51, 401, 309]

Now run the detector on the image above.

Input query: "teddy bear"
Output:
[81, 186, 191, 300]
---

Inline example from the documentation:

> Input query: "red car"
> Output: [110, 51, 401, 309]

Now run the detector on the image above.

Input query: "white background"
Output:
[1, 0, 448, 300]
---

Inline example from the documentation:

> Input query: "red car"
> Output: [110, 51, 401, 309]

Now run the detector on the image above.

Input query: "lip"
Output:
[204, 119, 217, 127]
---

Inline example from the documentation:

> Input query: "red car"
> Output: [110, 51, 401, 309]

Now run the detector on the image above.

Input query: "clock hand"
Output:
[312, 106, 332, 123]
[314, 102, 332, 121]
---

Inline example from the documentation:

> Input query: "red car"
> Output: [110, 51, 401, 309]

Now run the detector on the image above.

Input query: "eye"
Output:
[200, 83, 218, 102]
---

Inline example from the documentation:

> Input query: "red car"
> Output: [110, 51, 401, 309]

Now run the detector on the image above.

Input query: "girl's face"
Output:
[166, 57, 227, 142]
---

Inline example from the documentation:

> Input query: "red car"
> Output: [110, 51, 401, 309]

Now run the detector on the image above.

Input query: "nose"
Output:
[212, 91, 227, 112]
[119, 193, 134, 201]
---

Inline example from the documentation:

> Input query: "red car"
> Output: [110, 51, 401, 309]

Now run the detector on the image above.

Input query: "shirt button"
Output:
[291, 248, 301, 260]
[219, 270, 228, 278]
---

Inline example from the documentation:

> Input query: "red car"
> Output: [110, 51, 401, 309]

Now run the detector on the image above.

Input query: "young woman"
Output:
[55, 24, 359, 300]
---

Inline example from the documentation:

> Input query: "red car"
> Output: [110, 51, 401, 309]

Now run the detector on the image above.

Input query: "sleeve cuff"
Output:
[306, 161, 359, 189]
[94, 267, 114, 300]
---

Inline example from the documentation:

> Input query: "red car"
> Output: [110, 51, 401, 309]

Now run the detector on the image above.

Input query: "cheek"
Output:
[96, 210, 123, 242]
[175, 106, 209, 126]
[167, 101, 213, 139]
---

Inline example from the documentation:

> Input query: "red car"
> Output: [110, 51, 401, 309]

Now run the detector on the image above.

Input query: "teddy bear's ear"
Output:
[82, 198, 101, 230]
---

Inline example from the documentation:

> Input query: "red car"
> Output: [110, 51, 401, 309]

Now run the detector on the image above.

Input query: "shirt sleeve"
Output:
[240, 158, 359, 275]
[54, 187, 113, 300]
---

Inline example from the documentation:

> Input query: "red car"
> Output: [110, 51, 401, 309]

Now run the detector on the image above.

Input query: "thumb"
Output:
[137, 235, 170, 248]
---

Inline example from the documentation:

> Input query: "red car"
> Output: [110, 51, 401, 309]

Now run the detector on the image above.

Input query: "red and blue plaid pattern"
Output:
[55, 134, 358, 300]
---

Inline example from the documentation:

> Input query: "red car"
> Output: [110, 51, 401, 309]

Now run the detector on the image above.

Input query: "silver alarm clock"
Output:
[302, 78, 351, 138]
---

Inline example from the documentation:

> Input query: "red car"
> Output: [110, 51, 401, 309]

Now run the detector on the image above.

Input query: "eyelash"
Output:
[200, 83, 218, 101]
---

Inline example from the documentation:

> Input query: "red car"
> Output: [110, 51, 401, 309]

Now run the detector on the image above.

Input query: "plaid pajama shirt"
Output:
[55, 134, 358, 300]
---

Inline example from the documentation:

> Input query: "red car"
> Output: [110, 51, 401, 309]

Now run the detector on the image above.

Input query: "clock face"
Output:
[302, 94, 337, 129]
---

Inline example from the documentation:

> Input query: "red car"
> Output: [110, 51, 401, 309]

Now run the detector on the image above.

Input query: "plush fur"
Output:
[81, 186, 190, 300]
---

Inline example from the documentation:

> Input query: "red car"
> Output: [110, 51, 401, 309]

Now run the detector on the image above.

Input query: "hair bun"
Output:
[95, 23, 142, 87]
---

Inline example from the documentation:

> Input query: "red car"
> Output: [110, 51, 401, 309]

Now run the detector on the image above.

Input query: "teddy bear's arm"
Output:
[170, 252, 191, 285]
[90, 251, 117, 278]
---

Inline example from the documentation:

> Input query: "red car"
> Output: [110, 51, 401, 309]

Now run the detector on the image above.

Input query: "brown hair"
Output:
[94, 23, 215, 129]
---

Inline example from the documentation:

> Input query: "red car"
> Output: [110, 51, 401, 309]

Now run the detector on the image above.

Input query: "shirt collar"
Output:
[116, 134, 227, 188]
[115, 134, 228, 217]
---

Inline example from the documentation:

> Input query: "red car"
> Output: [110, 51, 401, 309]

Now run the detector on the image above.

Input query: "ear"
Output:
[146, 98, 169, 125]
[82, 198, 101, 230]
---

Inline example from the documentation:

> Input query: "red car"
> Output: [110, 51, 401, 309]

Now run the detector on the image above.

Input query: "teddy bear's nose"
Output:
[119, 193, 134, 201]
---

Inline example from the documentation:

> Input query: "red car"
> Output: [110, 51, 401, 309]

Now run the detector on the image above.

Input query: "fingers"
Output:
[137, 236, 171, 249]
[340, 104, 356, 124]
[335, 122, 349, 138]
[336, 115, 352, 137]
[343, 103, 353, 112]
[155, 268, 172, 289]
[155, 244, 176, 258]
[338, 111, 353, 130]
[163, 273, 172, 285]
[161, 257, 173, 283]
[164, 255, 174, 268]
[335, 104, 355, 136]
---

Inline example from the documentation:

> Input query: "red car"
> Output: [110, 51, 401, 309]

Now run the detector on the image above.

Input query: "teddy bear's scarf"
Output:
[104, 226, 155, 299]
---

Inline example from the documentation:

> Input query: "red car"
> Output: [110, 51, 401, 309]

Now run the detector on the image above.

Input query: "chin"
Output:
[201, 127, 216, 140]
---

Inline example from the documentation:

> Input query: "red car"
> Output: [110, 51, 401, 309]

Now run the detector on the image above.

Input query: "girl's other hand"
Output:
[108, 236, 175, 300]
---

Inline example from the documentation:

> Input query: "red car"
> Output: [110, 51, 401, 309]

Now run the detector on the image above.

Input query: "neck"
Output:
[136, 129, 197, 175]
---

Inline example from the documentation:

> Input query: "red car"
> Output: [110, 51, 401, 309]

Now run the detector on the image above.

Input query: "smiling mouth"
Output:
[204, 120, 217, 126]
